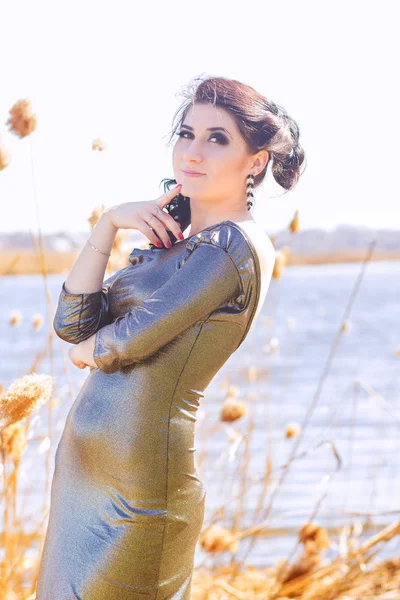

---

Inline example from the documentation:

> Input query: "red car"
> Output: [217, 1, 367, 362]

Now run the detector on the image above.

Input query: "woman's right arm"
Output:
[64, 209, 118, 294]
[53, 210, 120, 344]
[53, 184, 184, 346]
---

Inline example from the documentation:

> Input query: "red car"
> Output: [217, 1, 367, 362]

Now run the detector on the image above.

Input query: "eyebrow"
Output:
[181, 123, 233, 139]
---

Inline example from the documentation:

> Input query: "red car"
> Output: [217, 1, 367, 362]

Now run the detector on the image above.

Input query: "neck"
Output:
[188, 206, 254, 237]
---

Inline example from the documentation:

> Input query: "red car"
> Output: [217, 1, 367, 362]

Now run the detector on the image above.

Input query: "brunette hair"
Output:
[158, 74, 306, 244]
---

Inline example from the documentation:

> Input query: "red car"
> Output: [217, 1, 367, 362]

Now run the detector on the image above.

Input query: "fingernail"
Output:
[155, 241, 162, 248]
[178, 232, 184, 240]
[174, 183, 182, 189]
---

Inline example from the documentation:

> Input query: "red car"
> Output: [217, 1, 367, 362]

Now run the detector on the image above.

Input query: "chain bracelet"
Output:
[87, 240, 111, 257]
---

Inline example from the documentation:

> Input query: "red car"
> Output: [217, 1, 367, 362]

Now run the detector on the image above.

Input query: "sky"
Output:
[0, 0, 399, 235]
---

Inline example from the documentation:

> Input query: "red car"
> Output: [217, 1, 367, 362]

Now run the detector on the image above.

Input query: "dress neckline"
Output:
[132, 219, 261, 283]
[172, 219, 256, 244]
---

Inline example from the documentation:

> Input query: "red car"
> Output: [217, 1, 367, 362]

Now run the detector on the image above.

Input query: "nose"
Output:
[182, 138, 203, 164]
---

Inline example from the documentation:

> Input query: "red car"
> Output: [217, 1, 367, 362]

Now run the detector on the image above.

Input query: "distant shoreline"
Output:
[1, 250, 399, 275]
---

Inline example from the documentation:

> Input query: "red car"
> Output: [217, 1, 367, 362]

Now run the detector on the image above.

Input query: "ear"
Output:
[252, 150, 269, 175]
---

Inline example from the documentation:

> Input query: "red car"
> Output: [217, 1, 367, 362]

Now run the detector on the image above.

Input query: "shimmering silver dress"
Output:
[36, 220, 261, 599]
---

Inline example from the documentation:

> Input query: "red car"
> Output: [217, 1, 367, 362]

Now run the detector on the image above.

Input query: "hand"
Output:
[107, 184, 184, 248]
[68, 335, 97, 369]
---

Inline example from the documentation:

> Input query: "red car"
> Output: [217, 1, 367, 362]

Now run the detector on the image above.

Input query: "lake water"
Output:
[1, 260, 399, 568]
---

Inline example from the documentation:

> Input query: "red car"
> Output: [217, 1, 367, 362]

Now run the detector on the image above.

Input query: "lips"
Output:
[182, 169, 205, 176]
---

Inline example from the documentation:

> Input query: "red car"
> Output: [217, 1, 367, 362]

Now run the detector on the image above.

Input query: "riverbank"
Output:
[1, 249, 400, 275]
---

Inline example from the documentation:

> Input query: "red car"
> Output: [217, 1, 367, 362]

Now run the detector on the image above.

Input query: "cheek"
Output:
[213, 152, 245, 180]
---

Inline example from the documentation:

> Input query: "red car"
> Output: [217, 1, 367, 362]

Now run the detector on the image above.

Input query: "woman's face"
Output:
[172, 103, 260, 209]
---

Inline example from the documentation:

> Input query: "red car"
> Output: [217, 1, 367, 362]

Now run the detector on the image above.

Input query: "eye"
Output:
[177, 130, 228, 145]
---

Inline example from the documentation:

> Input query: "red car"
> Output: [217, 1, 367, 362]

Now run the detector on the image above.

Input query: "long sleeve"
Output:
[93, 242, 242, 374]
[53, 271, 120, 345]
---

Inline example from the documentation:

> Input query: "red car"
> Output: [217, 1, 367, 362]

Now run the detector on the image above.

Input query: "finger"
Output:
[136, 219, 168, 248]
[157, 183, 182, 208]
[150, 206, 184, 245]
[138, 183, 183, 247]
[143, 213, 177, 248]
[156, 186, 185, 241]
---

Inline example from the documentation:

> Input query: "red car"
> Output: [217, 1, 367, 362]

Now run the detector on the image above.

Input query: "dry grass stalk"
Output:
[0, 422, 28, 467]
[340, 320, 351, 334]
[190, 554, 400, 600]
[276, 521, 400, 597]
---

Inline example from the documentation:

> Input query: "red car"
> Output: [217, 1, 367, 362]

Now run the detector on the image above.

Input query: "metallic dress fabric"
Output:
[36, 220, 261, 600]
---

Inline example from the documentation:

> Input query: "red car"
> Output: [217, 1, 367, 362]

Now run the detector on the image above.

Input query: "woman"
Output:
[36, 75, 305, 599]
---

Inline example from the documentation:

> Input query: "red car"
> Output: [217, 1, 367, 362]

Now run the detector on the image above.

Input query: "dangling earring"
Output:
[246, 173, 255, 211]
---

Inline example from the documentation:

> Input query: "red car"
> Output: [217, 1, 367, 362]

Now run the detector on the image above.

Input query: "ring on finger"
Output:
[147, 214, 157, 225]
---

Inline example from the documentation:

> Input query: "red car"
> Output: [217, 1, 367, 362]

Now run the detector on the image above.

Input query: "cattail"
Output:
[285, 422, 301, 438]
[0, 373, 53, 428]
[0, 421, 27, 465]
[289, 210, 300, 233]
[6, 99, 37, 138]
[0, 146, 11, 171]
[220, 397, 247, 422]
[299, 521, 330, 551]
[9, 310, 22, 327]
[199, 524, 239, 554]
[92, 138, 106, 151]
[32, 313, 44, 331]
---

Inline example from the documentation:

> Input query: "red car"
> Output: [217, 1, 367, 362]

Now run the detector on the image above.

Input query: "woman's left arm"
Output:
[87, 242, 242, 374]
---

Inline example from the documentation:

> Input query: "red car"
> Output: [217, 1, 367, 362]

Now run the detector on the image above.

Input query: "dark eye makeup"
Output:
[177, 129, 229, 145]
